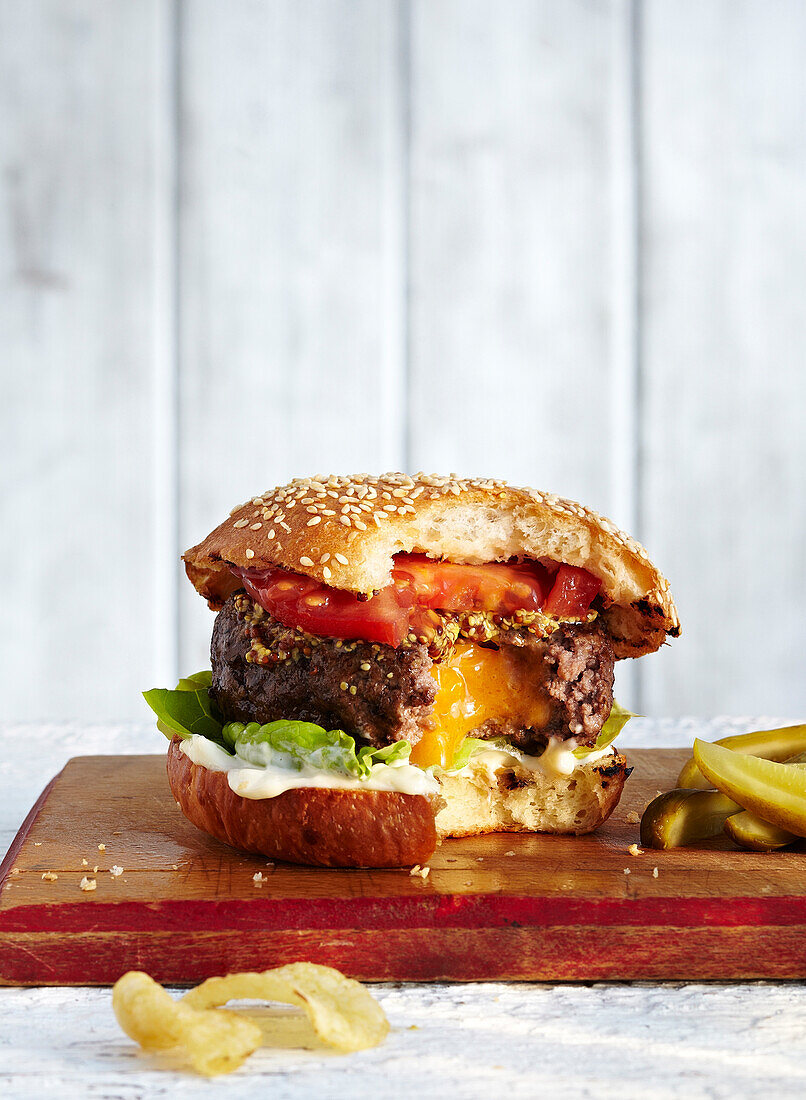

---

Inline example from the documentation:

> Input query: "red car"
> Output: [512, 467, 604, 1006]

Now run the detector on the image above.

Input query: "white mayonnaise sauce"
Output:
[180, 735, 440, 799]
[446, 737, 616, 783]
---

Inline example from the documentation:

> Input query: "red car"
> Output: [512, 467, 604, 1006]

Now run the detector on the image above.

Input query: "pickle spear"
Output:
[677, 724, 806, 789]
[693, 739, 806, 838]
[640, 788, 741, 850]
[724, 810, 797, 852]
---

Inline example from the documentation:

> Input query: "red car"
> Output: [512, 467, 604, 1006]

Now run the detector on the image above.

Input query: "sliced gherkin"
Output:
[640, 788, 741, 850]
[693, 739, 806, 839]
[724, 810, 797, 852]
[677, 724, 806, 789]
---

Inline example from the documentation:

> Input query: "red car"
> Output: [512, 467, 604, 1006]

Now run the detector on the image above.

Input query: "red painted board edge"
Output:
[3, 892, 806, 935]
[0, 773, 59, 889]
[3, 924, 806, 986]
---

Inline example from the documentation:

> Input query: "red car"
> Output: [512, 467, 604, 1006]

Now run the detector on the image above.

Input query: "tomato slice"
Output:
[543, 564, 602, 617]
[240, 568, 414, 647]
[235, 555, 600, 647]
[391, 556, 549, 614]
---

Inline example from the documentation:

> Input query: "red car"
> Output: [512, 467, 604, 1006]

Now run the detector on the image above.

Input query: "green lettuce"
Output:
[143, 673, 224, 744]
[572, 700, 636, 758]
[448, 737, 495, 772]
[224, 720, 411, 779]
[143, 673, 412, 779]
[447, 701, 636, 770]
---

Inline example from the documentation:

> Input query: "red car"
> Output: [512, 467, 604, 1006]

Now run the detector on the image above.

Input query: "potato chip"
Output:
[182, 962, 389, 1052]
[112, 971, 261, 1076]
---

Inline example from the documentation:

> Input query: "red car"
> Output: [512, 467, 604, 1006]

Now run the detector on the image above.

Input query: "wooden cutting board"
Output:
[1, 749, 805, 985]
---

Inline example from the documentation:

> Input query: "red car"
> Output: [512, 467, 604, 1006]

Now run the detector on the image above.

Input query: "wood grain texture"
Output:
[0, 0, 173, 719]
[639, 0, 806, 715]
[177, 0, 407, 673]
[3, 748, 806, 985]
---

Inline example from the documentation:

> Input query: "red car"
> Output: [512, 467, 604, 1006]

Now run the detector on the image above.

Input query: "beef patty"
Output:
[210, 592, 615, 755]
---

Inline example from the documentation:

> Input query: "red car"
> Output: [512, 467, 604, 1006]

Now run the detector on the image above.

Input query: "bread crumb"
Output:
[476, 857, 484, 862]
[409, 864, 430, 879]
[33, 842, 42, 847]
[9, 868, 19, 876]
[41, 872, 58, 882]
[623, 868, 631, 875]
[79, 877, 97, 892]
[171, 864, 178, 870]
[92, 865, 99, 874]
[628, 843, 643, 856]
[652, 867, 659, 879]
[81, 859, 88, 867]
[110, 865, 124, 877]
[253, 872, 267, 887]
[504, 850, 516, 857]
[98, 843, 106, 852]
[626, 811, 641, 825]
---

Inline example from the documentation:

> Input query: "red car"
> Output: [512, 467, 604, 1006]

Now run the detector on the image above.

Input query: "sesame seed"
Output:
[245, 549, 255, 559]
[300, 556, 314, 567]
[320, 553, 330, 563]
[340, 516, 351, 526]
[339, 681, 348, 691]
[354, 519, 367, 530]
[349, 686, 357, 695]
[268, 529, 276, 539]
[360, 662, 371, 671]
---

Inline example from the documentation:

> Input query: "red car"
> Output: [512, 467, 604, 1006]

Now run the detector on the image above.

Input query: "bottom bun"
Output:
[436, 751, 630, 838]
[166, 738, 441, 868]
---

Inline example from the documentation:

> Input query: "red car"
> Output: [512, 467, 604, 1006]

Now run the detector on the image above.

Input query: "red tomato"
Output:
[240, 568, 414, 647]
[391, 556, 550, 614]
[543, 564, 602, 618]
[235, 555, 600, 647]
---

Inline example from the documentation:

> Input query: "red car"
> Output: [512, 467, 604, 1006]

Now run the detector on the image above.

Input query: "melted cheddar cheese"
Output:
[409, 642, 551, 769]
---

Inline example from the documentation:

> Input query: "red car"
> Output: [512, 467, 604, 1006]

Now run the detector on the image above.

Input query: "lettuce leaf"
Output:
[175, 670, 213, 692]
[449, 737, 494, 772]
[446, 701, 636, 771]
[572, 700, 636, 758]
[143, 684, 224, 744]
[224, 720, 411, 779]
[143, 673, 413, 780]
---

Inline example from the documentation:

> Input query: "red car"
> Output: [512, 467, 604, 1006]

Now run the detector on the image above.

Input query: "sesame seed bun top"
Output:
[183, 472, 680, 659]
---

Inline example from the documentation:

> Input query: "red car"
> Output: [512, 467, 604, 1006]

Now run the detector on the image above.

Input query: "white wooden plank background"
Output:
[177, 0, 406, 676]
[0, 0, 174, 720]
[1, 0, 805, 722]
[640, 0, 806, 716]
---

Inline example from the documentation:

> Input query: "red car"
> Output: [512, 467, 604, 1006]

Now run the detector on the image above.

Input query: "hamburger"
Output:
[146, 472, 679, 867]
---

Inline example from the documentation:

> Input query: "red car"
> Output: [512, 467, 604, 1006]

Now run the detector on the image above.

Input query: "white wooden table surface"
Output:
[2, 719, 806, 1099]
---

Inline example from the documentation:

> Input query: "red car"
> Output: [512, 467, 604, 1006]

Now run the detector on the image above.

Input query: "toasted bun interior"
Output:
[436, 752, 630, 838]
[184, 473, 678, 658]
